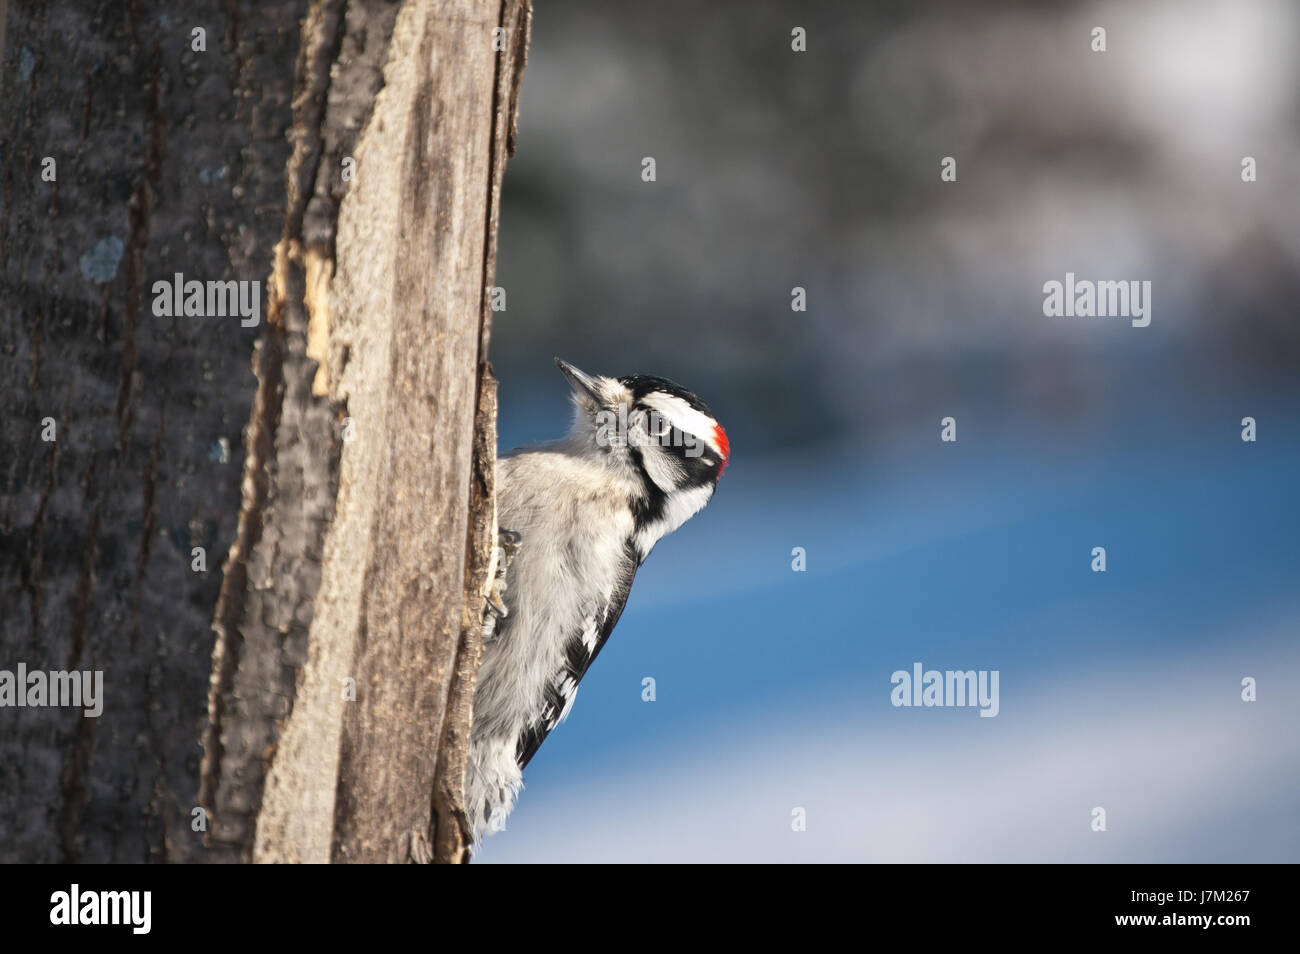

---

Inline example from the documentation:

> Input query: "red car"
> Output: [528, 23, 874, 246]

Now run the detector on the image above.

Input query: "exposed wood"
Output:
[231, 0, 530, 864]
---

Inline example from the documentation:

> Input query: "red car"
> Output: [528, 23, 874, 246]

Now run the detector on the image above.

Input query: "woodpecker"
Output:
[465, 358, 729, 843]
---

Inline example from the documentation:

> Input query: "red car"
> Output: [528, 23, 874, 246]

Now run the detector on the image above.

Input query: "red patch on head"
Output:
[712, 424, 730, 478]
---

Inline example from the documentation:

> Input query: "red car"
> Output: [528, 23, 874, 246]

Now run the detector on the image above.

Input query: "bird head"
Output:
[555, 357, 729, 543]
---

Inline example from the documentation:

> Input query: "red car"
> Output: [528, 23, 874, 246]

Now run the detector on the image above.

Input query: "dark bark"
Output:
[0, 0, 305, 864]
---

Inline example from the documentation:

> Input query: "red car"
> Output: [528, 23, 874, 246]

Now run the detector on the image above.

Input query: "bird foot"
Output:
[482, 529, 522, 640]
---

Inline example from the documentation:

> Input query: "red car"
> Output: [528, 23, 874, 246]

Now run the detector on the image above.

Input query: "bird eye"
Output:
[645, 412, 671, 438]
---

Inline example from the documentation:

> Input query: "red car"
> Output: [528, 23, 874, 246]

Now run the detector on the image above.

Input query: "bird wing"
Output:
[514, 549, 639, 770]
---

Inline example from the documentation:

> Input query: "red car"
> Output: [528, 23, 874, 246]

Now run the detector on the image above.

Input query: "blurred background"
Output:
[480, 0, 1300, 862]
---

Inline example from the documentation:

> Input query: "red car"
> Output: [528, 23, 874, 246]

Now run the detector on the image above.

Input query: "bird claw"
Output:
[482, 529, 522, 640]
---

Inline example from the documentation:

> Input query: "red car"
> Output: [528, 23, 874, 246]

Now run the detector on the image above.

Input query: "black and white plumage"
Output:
[465, 358, 729, 843]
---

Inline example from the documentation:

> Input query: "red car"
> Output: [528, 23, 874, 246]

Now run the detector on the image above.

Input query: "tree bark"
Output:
[0, 0, 529, 865]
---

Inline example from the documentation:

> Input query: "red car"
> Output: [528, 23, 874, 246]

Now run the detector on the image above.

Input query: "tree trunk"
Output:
[0, 0, 530, 865]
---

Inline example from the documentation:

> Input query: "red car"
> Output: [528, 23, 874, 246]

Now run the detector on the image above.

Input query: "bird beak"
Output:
[554, 357, 604, 404]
